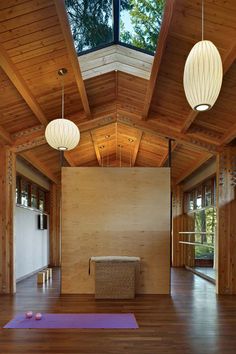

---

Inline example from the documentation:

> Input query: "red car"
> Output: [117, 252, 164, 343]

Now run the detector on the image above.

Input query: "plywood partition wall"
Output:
[61, 167, 170, 294]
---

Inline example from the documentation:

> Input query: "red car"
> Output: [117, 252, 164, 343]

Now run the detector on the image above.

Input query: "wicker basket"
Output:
[94, 260, 138, 299]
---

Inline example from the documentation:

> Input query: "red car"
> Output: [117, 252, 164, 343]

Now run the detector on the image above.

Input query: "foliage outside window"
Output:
[16, 175, 48, 213]
[184, 177, 216, 261]
[65, 0, 165, 54]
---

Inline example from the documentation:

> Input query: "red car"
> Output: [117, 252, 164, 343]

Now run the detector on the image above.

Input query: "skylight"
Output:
[65, 0, 166, 55]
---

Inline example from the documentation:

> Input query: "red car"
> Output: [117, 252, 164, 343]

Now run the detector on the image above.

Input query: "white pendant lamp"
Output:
[183, 0, 223, 112]
[45, 68, 80, 151]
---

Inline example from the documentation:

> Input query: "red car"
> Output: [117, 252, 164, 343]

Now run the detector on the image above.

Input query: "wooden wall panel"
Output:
[172, 184, 195, 268]
[49, 182, 61, 267]
[217, 146, 236, 294]
[0, 147, 16, 294]
[61, 167, 170, 294]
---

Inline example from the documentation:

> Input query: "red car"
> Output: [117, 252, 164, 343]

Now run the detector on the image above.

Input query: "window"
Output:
[65, 0, 113, 53]
[16, 175, 48, 213]
[39, 190, 46, 212]
[184, 176, 216, 263]
[65, 0, 166, 55]
[21, 179, 30, 207]
[31, 184, 38, 209]
[120, 0, 165, 53]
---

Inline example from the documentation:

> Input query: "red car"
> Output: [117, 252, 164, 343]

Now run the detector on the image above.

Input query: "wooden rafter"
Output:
[132, 131, 143, 166]
[90, 132, 102, 166]
[181, 43, 236, 133]
[54, 0, 91, 117]
[117, 114, 220, 154]
[159, 141, 178, 167]
[21, 151, 59, 184]
[142, 0, 175, 120]
[176, 153, 213, 184]
[0, 44, 48, 126]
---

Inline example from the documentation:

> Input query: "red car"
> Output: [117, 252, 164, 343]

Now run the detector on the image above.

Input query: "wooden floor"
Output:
[0, 268, 236, 354]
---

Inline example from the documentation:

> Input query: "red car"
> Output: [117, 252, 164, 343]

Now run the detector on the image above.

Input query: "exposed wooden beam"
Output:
[132, 131, 143, 166]
[142, 0, 175, 120]
[90, 132, 102, 166]
[12, 125, 46, 153]
[176, 153, 212, 184]
[13, 115, 117, 152]
[117, 113, 220, 154]
[0, 44, 48, 126]
[159, 141, 178, 167]
[220, 123, 236, 146]
[181, 43, 236, 133]
[21, 151, 59, 184]
[54, 0, 91, 117]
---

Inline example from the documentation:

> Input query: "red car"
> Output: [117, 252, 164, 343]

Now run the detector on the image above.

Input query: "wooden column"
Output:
[0, 147, 16, 294]
[49, 183, 61, 267]
[217, 146, 236, 294]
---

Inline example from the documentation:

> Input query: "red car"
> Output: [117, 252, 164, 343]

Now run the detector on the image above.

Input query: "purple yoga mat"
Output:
[4, 313, 138, 329]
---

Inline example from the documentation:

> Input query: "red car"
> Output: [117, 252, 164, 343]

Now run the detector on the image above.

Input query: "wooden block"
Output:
[47, 268, 53, 278]
[37, 272, 45, 284]
[45, 269, 50, 281]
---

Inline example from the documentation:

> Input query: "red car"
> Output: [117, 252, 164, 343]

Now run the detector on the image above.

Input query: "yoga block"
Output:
[47, 268, 53, 279]
[37, 272, 45, 284]
[45, 269, 50, 281]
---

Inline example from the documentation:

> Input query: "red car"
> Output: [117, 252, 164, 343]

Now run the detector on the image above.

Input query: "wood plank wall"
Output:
[0, 147, 16, 294]
[172, 184, 195, 268]
[49, 182, 61, 267]
[61, 167, 171, 294]
[217, 146, 236, 294]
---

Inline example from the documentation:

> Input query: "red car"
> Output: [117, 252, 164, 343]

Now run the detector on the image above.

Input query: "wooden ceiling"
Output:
[0, 0, 235, 185]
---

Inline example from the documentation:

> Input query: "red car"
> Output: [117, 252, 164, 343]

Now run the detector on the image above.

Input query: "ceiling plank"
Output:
[176, 153, 213, 184]
[117, 113, 220, 154]
[132, 131, 143, 166]
[220, 123, 236, 146]
[159, 141, 178, 167]
[181, 43, 236, 133]
[64, 152, 76, 167]
[21, 151, 59, 184]
[54, 0, 91, 117]
[0, 44, 48, 126]
[142, 0, 175, 120]
[0, 123, 13, 145]
[90, 132, 102, 166]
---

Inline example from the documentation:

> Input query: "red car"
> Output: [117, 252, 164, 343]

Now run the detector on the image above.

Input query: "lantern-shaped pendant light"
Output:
[45, 68, 80, 150]
[183, 1, 223, 111]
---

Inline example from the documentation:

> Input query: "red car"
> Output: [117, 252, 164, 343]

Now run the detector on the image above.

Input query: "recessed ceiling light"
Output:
[128, 138, 134, 143]
[99, 145, 105, 149]
[105, 135, 110, 139]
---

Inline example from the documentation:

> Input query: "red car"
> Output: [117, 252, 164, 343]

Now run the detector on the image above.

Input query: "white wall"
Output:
[15, 206, 49, 281]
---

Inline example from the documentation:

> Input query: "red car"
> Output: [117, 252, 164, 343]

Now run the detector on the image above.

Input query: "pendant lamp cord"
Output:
[61, 75, 64, 119]
[202, 0, 204, 41]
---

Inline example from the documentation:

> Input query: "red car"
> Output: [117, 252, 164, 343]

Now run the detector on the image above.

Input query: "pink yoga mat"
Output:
[4, 313, 138, 329]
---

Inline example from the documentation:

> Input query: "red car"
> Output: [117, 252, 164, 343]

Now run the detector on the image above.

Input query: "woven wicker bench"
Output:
[90, 256, 140, 299]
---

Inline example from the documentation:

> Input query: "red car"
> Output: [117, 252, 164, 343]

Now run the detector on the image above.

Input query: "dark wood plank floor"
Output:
[1, 268, 236, 354]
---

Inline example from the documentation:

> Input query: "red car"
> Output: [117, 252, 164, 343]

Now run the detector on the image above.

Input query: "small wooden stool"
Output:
[37, 272, 45, 284]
